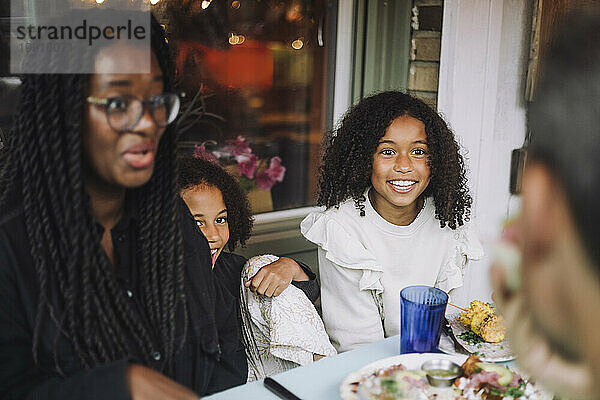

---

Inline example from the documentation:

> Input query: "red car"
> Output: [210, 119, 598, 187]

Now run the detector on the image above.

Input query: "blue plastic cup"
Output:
[400, 285, 448, 354]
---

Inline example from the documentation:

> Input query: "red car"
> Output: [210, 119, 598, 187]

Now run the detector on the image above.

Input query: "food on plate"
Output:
[345, 356, 546, 400]
[445, 311, 513, 361]
[456, 355, 538, 399]
[459, 301, 506, 343]
[351, 364, 432, 400]
[457, 329, 486, 345]
[426, 369, 457, 378]
[422, 359, 462, 388]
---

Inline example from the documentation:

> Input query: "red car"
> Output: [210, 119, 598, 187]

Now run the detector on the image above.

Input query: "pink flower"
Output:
[234, 152, 251, 165]
[230, 135, 247, 147]
[193, 144, 218, 163]
[255, 169, 276, 190]
[237, 153, 258, 179]
[265, 156, 286, 182]
[226, 135, 252, 157]
[196, 136, 285, 192]
[253, 156, 286, 190]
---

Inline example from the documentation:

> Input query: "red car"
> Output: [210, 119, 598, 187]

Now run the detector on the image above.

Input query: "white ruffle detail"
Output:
[301, 212, 384, 294]
[435, 224, 484, 292]
[300, 212, 383, 294]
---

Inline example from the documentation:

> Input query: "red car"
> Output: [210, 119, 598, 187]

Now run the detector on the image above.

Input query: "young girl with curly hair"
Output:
[301, 91, 483, 352]
[177, 156, 316, 298]
[178, 156, 335, 380]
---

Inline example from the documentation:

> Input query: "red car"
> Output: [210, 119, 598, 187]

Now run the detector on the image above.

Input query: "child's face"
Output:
[181, 185, 230, 266]
[370, 115, 431, 217]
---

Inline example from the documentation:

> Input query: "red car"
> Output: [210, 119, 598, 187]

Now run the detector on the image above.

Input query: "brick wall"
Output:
[408, 0, 443, 110]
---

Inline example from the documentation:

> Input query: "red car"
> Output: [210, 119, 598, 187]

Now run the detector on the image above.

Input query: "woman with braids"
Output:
[178, 156, 335, 381]
[0, 12, 245, 400]
[301, 91, 483, 352]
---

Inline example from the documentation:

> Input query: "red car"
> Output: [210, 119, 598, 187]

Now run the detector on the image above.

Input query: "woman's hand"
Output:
[127, 364, 200, 400]
[245, 257, 309, 297]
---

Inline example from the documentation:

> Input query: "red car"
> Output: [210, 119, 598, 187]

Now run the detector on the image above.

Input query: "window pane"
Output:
[158, 0, 335, 213]
[351, 0, 443, 109]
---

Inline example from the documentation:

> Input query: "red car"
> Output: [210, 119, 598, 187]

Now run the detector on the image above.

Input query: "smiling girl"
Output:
[178, 156, 335, 379]
[301, 91, 483, 352]
[178, 156, 317, 299]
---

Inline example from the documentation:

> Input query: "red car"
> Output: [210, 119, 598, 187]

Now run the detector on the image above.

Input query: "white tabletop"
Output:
[205, 335, 401, 400]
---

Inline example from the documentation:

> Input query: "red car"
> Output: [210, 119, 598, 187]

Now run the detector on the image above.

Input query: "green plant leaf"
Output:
[239, 176, 257, 192]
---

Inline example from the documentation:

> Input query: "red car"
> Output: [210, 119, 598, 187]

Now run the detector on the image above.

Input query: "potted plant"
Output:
[194, 136, 286, 213]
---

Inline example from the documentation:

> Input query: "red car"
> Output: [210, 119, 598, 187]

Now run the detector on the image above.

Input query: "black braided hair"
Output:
[0, 12, 186, 375]
[177, 156, 253, 251]
[318, 91, 472, 229]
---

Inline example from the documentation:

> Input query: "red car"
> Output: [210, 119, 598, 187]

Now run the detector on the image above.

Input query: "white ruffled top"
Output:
[300, 189, 483, 352]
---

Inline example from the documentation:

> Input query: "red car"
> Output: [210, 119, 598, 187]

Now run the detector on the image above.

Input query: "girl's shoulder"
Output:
[434, 221, 484, 292]
[301, 197, 364, 230]
[439, 221, 484, 261]
[300, 199, 370, 251]
[216, 252, 247, 269]
[214, 252, 247, 281]
[300, 200, 381, 277]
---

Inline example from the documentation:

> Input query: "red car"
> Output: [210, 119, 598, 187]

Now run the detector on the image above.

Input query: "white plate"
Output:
[340, 352, 552, 400]
[340, 353, 467, 400]
[441, 313, 515, 362]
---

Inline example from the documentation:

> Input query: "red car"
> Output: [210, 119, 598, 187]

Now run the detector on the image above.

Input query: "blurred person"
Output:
[492, 10, 600, 399]
[0, 12, 246, 400]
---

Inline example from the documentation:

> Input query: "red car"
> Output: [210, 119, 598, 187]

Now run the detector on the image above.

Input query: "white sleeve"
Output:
[435, 223, 484, 294]
[301, 211, 385, 352]
[318, 248, 384, 353]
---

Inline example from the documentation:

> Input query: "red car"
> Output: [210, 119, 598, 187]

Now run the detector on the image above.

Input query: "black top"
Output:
[0, 197, 247, 400]
[213, 252, 319, 305]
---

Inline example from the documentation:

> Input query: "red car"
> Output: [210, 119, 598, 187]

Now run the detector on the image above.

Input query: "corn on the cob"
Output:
[459, 300, 505, 343]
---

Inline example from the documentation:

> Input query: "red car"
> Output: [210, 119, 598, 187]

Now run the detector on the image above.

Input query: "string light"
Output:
[201, 0, 213, 9]
[228, 33, 246, 46]
[291, 37, 304, 50]
[248, 96, 264, 109]
[286, 3, 303, 22]
[231, 0, 241, 9]
[228, 33, 240, 45]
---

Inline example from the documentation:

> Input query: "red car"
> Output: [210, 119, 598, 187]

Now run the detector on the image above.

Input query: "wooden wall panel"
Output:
[526, 0, 598, 101]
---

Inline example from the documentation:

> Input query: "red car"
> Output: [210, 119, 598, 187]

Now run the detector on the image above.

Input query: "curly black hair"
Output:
[318, 91, 471, 229]
[0, 12, 186, 374]
[178, 156, 253, 251]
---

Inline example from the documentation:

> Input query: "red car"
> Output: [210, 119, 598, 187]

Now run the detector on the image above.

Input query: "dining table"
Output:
[206, 335, 505, 399]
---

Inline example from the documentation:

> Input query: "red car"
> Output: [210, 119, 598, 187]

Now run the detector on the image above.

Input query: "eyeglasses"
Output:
[86, 93, 181, 133]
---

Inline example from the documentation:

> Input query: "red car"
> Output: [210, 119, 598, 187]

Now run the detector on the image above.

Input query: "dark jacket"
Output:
[213, 252, 319, 305]
[0, 198, 247, 399]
